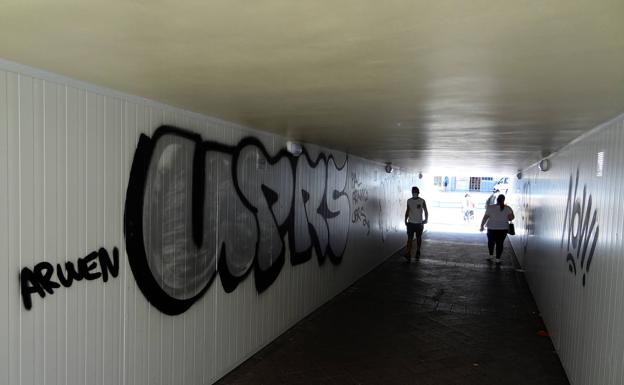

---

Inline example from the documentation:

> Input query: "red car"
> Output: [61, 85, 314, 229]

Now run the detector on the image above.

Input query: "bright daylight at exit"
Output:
[413, 174, 512, 234]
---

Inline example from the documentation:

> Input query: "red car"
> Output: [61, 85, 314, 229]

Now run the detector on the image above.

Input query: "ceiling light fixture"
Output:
[286, 141, 302, 157]
[538, 159, 550, 172]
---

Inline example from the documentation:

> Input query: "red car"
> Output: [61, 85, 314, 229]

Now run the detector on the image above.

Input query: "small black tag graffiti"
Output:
[520, 181, 533, 255]
[20, 247, 120, 310]
[350, 172, 370, 235]
[378, 177, 402, 243]
[561, 169, 599, 286]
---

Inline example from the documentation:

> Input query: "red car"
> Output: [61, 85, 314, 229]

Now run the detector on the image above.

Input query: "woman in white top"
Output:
[479, 194, 515, 264]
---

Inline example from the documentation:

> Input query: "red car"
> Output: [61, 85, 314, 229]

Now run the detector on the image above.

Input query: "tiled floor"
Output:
[215, 232, 570, 385]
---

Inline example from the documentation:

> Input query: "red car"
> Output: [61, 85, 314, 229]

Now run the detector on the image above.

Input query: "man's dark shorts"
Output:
[407, 223, 424, 238]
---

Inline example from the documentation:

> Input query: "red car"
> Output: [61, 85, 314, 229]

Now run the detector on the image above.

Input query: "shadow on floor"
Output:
[216, 232, 570, 385]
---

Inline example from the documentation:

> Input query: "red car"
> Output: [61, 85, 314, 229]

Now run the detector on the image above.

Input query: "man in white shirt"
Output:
[404, 187, 429, 260]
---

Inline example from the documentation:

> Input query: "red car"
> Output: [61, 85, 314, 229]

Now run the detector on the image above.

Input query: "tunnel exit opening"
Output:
[420, 174, 512, 234]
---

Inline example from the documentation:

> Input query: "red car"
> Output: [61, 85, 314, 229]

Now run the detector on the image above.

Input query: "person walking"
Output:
[486, 189, 500, 206]
[463, 193, 475, 222]
[405, 186, 428, 260]
[480, 194, 515, 264]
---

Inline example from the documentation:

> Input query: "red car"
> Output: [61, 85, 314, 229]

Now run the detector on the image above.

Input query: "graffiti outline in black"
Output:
[124, 125, 350, 315]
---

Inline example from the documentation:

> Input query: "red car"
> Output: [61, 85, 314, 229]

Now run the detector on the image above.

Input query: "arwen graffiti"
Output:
[124, 126, 350, 315]
[20, 247, 120, 310]
[561, 168, 599, 286]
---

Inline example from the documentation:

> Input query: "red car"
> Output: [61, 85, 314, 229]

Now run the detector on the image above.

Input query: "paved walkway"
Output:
[216, 232, 570, 385]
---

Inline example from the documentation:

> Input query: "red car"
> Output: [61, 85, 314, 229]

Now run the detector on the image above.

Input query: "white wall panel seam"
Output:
[0, 70, 9, 385]
[17, 72, 23, 385]
[120, 100, 127, 385]
[40, 79, 46, 385]
[84, 88, 89, 385]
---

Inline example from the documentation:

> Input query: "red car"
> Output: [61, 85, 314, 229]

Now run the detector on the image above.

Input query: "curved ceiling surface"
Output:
[1, 0, 623, 174]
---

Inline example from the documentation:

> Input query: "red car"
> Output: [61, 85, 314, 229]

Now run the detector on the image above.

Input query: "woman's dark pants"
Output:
[487, 229, 508, 258]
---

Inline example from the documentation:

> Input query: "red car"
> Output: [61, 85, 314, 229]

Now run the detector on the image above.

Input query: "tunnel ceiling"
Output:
[1, 1, 623, 175]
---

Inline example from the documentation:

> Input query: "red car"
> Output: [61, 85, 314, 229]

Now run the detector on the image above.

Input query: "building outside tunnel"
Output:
[1, 1, 624, 384]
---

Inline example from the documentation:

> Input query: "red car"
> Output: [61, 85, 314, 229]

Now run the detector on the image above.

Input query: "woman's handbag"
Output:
[508, 222, 516, 235]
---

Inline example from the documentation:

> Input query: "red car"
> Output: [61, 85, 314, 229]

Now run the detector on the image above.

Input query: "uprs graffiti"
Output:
[124, 126, 350, 315]
[19, 125, 352, 314]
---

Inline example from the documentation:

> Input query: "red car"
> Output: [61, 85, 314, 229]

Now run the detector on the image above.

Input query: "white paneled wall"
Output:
[0, 60, 416, 385]
[509, 113, 624, 385]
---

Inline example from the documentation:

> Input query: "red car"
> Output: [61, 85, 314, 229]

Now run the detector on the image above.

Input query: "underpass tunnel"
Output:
[1, 2, 623, 384]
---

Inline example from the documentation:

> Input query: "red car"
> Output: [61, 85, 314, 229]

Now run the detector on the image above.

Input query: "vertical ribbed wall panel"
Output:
[0, 61, 416, 385]
[0, 70, 8, 385]
[510, 113, 624, 385]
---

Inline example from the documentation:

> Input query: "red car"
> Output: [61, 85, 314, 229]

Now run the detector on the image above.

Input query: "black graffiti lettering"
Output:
[293, 155, 329, 263]
[566, 253, 576, 274]
[562, 169, 580, 251]
[352, 189, 368, 203]
[561, 168, 599, 286]
[233, 144, 294, 290]
[325, 157, 349, 260]
[571, 202, 581, 250]
[576, 190, 591, 262]
[210, 145, 257, 293]
[20, 247, 120, 310]
[127, 132, 224, 313]
[352, 207, 365, 223]
[79, 251, 102, 280]
[124, 125, 351, 315]
[20, 263, 63, 310]
[56, 261, 82, 287]
[520, 181, 532, 255]
[292, 162, 312, 260]
[34, 262, 61, 294]
[350, 172, 363, 190]
[20, 267, 45, 310]
[262, 185, 279, 207]
[351, 206, 371, 235]
[98, 247, 120, 282]
[584, 219, 599, 269]
[350, 172, 371, 235]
